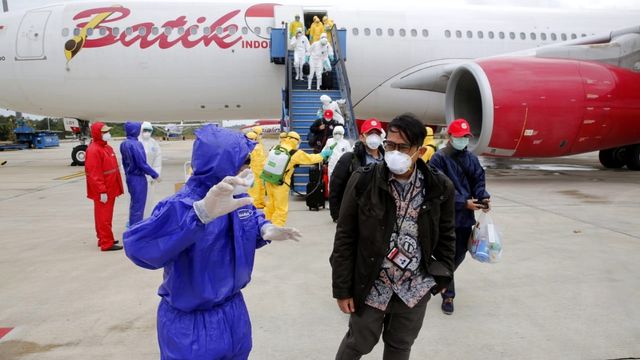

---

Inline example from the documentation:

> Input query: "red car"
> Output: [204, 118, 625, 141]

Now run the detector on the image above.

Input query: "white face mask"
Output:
[333, 134, 344, 141]
[141, 132, 151, 139]
[320, 38, 328, 45]
[102, 133, 111, 142]
[384, 150, 415, 175]
[451, 136, 470, 150]
[365, 134, 382, 150]
[233, 171, 255, 195]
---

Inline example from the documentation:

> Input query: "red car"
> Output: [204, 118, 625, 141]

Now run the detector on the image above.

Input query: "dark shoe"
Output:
[102, 244, 123, 251]
[97, 240, 118, 247]
[442, 298, 454, 315]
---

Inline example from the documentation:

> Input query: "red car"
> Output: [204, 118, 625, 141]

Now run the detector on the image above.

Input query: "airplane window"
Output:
[509, 32, 515, 39]
[388, 28, 394, 36]
[151, 27, 158, 36]
[216, 27, 223, 35]
[422, 29, 429, 37]
[530, 32, 536, 40]
[499, 31, 505, 39]
[178, 27, 185, 35]
[139, 27, 147, 36]
[203, 26, 211, 35]
[561, 33, 567, 41]
[364, 28, 371, 36]
[571, 33, 577, 39]
[126, 27, 133, 36]
[519, 32, 526, 40]
[550, 33, 557, 41]
[190, 27, 198, 35]
[399, 28, 406, 37]
[352, 28, 359, 36]
[229, 27, 237, 35]
[86, 28, 94, 36]
[466, 30, 472, 38]
[411, 29, 417, 37]
[376, 28, 382, 36]
[540, 33, 547, 41]
[99, 28, 107, 36]
[254, 27, 261, 35]
[455, 30, 462, 38]
[488, 31, 494, 39]
[113, 27, 120, 36]
[581, 33, 586, 37]
[62, 28, 69, 37]
[241, 27, 248, 35]
[444, 30, 451, 38]
[73, 28, 80, 36]
[477, 31, 484, 39]
[164, 27, 172, 35]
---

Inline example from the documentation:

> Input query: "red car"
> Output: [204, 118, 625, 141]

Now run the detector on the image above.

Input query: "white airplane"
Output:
[0, 1, 639, 169]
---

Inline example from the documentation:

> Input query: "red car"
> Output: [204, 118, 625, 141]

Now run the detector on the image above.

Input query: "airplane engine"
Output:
[444, 57, 640, 168]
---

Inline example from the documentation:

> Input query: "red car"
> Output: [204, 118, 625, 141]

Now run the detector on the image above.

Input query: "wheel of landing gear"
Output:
[624, 144, 640, 170]
[72, 144, 88, 166]
[598, 148, 626, 169]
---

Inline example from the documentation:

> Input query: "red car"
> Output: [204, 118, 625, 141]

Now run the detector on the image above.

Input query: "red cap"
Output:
[360, 118, 383, 135]
[323, 109, 333, 120]
[448, 118, 472, 137]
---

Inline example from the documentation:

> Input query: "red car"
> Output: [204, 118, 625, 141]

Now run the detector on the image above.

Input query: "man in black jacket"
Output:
[329, 118, 385, 222]
[309, 109, 339, 153]
[330, 114, 456, 360]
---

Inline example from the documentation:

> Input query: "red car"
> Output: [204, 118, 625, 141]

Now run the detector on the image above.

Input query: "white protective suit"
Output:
[138, 121, 162, 218]
[323, 126, 352, 186]
[307, 36, 333, 90]
[289, 30, 310, 80]
[318, 94, 345, 125]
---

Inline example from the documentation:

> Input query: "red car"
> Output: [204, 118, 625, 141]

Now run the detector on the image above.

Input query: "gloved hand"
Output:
[100, 193, 108, 203]
[329, 54, 335, 62]
[261, 224, 302, 242]
[152, 176, 162, 184]
[321, 148, 333, 160]
[193, 174, 254, 224]
[305, 55, 310, 63]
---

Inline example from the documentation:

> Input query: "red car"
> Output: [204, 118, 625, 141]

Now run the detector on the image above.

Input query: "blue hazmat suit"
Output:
[120, 122, 159, 226]
[124, 125, 271, 360]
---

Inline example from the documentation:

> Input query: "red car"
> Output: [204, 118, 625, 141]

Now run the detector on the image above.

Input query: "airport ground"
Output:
[0, 139, 639, 359]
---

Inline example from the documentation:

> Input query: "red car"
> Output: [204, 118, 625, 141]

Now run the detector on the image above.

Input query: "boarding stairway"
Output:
[271, 26, 358, 194]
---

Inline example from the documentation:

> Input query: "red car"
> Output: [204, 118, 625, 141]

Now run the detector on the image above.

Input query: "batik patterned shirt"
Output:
[364, 169, 436, 311]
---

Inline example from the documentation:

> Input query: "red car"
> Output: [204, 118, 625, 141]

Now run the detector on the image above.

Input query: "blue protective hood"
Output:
[187, 125, 256, 190]
[125, 122, 141, 139]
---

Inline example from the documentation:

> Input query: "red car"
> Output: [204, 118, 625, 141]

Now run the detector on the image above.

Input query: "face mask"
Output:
[451, 137, 470, 150]
[141, 132, 151, 139]
[333, 134, 343, 141]
[385, 150, 415, 175]
[102, 133, 111, 141]
[233, 172, 255, 195]
[320, 38, 328, 45]
[365, 134, 382, 150]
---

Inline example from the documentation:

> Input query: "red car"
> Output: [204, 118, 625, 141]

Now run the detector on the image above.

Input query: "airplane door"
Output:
[274, 5, 304, 34]
[16, 10, 51, 60]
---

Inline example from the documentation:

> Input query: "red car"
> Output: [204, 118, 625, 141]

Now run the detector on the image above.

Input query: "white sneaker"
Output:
[307, 86, 311, 90]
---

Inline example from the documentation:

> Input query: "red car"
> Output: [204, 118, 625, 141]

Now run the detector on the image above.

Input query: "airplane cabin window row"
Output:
[61, 26, 591, 43]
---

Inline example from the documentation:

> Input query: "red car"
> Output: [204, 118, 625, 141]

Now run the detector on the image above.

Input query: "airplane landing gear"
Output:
[71, 119, 90, 166]
[599, 144, 640, 170]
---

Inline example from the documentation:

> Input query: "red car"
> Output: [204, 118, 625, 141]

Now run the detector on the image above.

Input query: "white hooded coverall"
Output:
[307, 39, 333, 90]
[138, 121, 162, 218]
[289, 32, 310, 80]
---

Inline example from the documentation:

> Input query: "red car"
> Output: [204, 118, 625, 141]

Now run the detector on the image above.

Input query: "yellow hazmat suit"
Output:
[264, 132, 324, 226]
[421, 126, 438, 163]
[322, 16, 334, 43]
[246, 130, 267, 208]
[307, 16, 325, 43]
[289, 16, 304, 38]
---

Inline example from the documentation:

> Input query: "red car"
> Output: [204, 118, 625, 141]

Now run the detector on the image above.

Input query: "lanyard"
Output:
[390, 173, 420, 246]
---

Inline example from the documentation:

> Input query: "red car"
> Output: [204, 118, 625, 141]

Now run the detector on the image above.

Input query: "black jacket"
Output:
[328, 141, 383, 221]
[330, 159, 456, 312]
[309, 118, 338, 153]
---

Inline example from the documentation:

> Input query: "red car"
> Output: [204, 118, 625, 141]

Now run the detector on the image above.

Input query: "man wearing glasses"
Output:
[330, 114, 456, 359]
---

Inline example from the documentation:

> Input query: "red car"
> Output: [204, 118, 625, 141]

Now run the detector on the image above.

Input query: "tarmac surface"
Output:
[1, 139, 639, 360]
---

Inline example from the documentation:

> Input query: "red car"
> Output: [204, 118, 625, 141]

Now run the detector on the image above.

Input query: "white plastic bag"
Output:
[468, 212, 502, 263]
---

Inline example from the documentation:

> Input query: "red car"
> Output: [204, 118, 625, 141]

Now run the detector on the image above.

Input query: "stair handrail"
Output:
[330, 25, 358, 140]
[283, 23, 292, 131]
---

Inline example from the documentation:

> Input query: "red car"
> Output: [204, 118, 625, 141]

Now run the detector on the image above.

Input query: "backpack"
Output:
[260, 145, 297, 185]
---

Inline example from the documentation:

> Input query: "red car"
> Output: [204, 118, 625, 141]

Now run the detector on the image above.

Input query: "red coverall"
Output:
[85, 122, 124, 250]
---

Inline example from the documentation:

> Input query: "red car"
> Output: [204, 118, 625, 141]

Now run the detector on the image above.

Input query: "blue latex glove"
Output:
[305, 55, 310, 63]
[323, 60, 332, 72]
[321, 148, 333, 160]
[329, 54, 335, 62]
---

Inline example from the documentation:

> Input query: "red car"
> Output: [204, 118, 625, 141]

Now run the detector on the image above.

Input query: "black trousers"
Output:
[443, 226, 474, 299]
[335, 294, 430, 360]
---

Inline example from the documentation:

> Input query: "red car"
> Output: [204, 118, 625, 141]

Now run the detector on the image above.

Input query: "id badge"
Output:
[386, 246, 412, 270]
